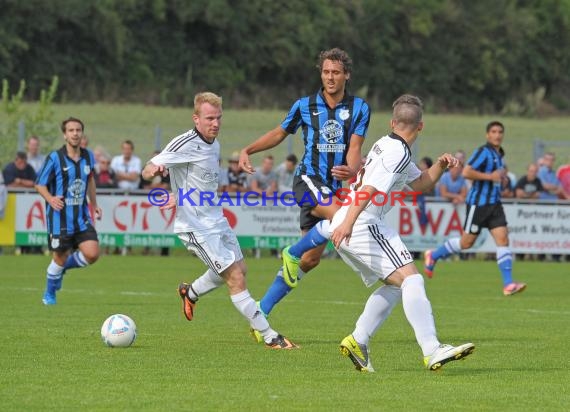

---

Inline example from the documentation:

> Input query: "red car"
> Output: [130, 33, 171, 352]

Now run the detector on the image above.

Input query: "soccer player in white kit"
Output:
[328, 94, 474, 371]
[142, 92, 296, 349]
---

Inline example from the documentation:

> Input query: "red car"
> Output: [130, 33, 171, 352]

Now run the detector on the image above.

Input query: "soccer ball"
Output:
[101, 314, 137, 347]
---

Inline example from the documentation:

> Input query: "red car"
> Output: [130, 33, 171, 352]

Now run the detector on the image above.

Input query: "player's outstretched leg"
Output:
[340, 335, 374, 372]
[282, 220, 330, 288]
[496, 246, 527, 296]
[177, 269, 225, 321]
[42, 260, 66, 305]
[424, 343, 475, 371]
[424, 237, 461, 278]
[340, 285, 401, 372]
[400, 273, 474, 370]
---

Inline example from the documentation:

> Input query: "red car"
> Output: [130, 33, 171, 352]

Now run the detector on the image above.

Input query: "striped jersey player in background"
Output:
[35, 117, 102, 305]
[424, 121, 527, 296]
[239, 48, 370, 320]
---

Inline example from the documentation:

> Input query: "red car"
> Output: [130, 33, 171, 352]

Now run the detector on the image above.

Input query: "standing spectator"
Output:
[26, 136, 46, 174]
[248, 155, 278, 195]
[438, 161, 468, 204]
[111, 140, 141, 191]
[225, 152, 248, 193]
[515, 163, 544, 199]
[94, 155, 118, 188]
[3, 152, 37, 188]
[538, 152, 569, 200]
[275, 154, 298, 193]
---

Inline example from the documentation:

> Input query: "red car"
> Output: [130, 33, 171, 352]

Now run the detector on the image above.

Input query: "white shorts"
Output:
[177, 222, 243, 275]
[333, 221, 413, 287]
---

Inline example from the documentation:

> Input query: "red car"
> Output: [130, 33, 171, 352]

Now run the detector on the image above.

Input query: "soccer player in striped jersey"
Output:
[35, 117, 102, 305]
[329, 95, 474, 371]
[239, 48, 370, 318]
[424, 121, 527, 296]
[142, 92, 296, 349]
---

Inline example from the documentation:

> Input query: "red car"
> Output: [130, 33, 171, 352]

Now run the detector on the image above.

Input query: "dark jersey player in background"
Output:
[35, 117, 102, 305]
[424, 121, 526, 296]
[239, 48, 370, 322]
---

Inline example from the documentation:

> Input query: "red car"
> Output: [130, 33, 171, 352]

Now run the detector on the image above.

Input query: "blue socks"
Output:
[259, 269, 291, 315]
[431, 237, 461, 261]
[288, 220, 330, 259]
[496, 246, 513, 286]
[64, 250, 88, 270]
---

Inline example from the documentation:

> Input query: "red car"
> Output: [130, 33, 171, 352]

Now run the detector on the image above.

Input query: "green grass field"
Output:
[1, 256, 568, 411]
[8, 103, 570, 178]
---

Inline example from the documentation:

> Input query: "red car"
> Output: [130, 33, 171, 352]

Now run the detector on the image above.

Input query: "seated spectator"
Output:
[2, 152, 36, 188]
[26, 136, 46, 174]
[538, 152, 569, 200]
[515, 163, 544, 199]
[111, 140, 141, 191]
[248, 155, 278, 195]
[438, 162, 468, 204]
[275, 154, 298, 193]
[94, 155, 118, 188]
[557, 163, 570, 196]
[225, 152, 248, 193]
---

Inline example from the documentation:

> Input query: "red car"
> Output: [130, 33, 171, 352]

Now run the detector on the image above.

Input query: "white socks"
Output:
[401, 274, 440, 356]
[353, 285, 401, 345]
[187, 269, 225, 300]
[231, 290, 278, 343]
[315, 220, 331, 239]
[46, 260, 65, 280]
[444, 237, 462, 254]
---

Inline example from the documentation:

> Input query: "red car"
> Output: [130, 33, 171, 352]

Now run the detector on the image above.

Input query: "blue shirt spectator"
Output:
[438, 166, 468, 204]
[537, 153, 569, 200]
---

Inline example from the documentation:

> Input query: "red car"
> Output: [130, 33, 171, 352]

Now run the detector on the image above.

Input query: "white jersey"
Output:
[333, 133, 421, 226]
[150, 129, 224, 234]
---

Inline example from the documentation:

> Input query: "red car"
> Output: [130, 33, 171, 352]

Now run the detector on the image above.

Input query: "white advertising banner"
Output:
[11, 193, 570, 253]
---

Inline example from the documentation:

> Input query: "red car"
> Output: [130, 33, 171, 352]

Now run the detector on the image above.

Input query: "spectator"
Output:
[0, 172, 6, 219]
[111, 140, 141, 191]
[418, 156, 435, 196]
[538, 152, 569, 200]
[94, 155, 118, 188]
[140, 150, 170, 190]
[26, 136, 46, 174]
[275, 154, 298, 193]
[80, 135, 89, 149]
[248, 155, 278, 195]
[225, 152, 248, 193]
[438, 161, 468, 204]
[2, 152, 37, 188]
[500, 164, 514, 198]
[218, 157, 229, 192]
[557, 162, 570, 196]
[515, 163, 544, 199]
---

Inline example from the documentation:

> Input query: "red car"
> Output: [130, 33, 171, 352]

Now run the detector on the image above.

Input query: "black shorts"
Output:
[463, 203, 507, 235]
[292, 175, 334, 231]
[48, 225, 99, 252]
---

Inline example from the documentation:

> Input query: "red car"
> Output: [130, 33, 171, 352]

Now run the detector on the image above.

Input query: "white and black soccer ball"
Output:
[101, 314, 137, 347]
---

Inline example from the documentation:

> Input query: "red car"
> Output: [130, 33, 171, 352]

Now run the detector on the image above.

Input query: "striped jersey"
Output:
[465, 143, 504, 206]
[36, 146, 95, 235]
[281, 89, 370, 191]
[332, 133, 421, 226]
[151, 128, 223, 234]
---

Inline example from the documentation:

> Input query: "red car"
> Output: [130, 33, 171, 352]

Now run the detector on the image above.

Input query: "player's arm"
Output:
[239, 126, 289, 174]
[35, 184, 64, 211]
[330, 184, 376, 248]
[87, 173, 102, 220]
[409, 153, 458, 193]
[463, 165, 502, 183]
[142, 162, 167, 180]
[332, 134, 365, 181]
